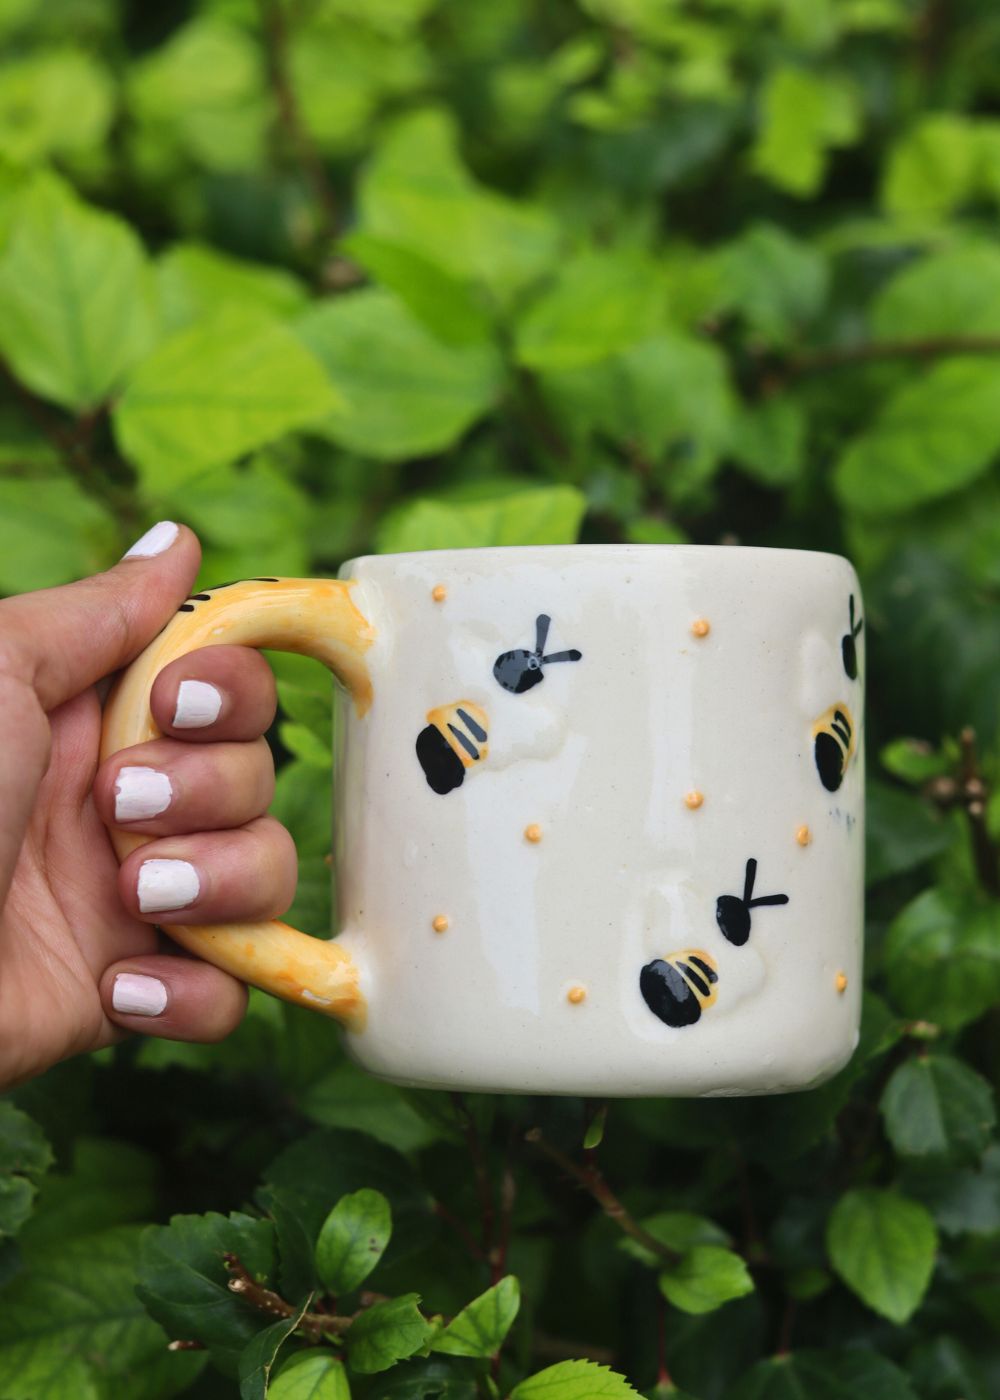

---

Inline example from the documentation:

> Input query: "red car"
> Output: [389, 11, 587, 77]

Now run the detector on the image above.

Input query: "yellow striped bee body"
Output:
[640, 949, 719, 1028]
[812, 703, 855, 793]
[416, 700, 490, 795]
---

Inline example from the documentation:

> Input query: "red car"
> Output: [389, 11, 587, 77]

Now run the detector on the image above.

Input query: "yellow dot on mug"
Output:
[432, 914, 450, 934]
[524, 823, 543, 843]
[567, 985, 587, 1005]
[691, 617, 711, 638]
[796, 825, 812, 847]
[684, 790, 704, 810]
[431, 584, 447, 603]
[835, 972, 848, 994]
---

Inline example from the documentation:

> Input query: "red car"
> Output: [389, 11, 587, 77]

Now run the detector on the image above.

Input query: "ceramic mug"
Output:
[101, 545, 865, 1097]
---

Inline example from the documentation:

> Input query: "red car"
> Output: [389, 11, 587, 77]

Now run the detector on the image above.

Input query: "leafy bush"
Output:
[1, 0, 1000, 1396]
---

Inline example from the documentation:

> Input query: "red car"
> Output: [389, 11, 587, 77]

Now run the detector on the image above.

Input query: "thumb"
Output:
[2, 521, 201, 713]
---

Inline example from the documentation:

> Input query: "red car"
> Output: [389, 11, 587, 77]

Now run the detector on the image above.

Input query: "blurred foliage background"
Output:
[1, 0, 1000, 1396]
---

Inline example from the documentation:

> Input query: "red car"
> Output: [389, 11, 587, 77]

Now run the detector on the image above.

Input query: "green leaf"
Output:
[376, 484, 586, 552]
[730, 397, 806, 488]
[0, 475, 117, 593]
[752, 67, 860, 197]
[730, 1349, 918, 1400]
[715, 223, 828, 346]
[834, 359, 1000, 515]
[0, 1226, 204, 1400]
[0, 49, 114, 166]
[270, 1351, 350, 1400]
[356, 108, 558, 303]
[905, 1144, 1000, 1237]
[658, 1246, 755, 1315]
[885, 887, 1000, 1031]
[298, 1062, 440, 1154]
[431, 1276, 520, 1357]
[619, 1212, 729, 1268]
[881, 114, 980, 219]
[880, 1055, 996, 1164]
[515, 249, 666, 370]
[163, 456, 310, 576]
[20, 1137, 157, 1245]
[873, 245, 1000, 340]
[511, 1360, 640, 1398]
[583, 1104, 607, 1150]
[315, 1189, 392, 1295]
[879, 739, 951, 785]
[906, 1334, 992, 1400]
[239, 1305, 311, 1400]
[0, 1103, 52, 1239]
[297, 289, 502, 460]
[280, 721, 332, 769]
[360, 1356, 478, 1398]
[136, 1210, 278, 1375]
[346, 1294, 432, 1374]
[826, 1189, 937, 1323]
[114, 308, 338, 489]
[0, 171, 155, 411]
[157, 243, 308, 334]
[865, 781, 951, 885]
[340, 233, 492, 346]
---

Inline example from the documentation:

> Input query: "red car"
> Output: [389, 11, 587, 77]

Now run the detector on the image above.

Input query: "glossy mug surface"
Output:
[101, 545, 865, 1097]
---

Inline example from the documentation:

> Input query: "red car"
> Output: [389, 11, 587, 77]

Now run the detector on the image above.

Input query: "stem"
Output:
[433, 1199, 487, 1262]
[453, 1093, 496, 1262]
[525, 1128, 680, 1265]
[776, 1296, 797, 1357]
[656, 1292, 672, 1387]
[786, 334, 1000, 377]
[958, 728, 1000, 897]
[223, 1254, 350, 1342]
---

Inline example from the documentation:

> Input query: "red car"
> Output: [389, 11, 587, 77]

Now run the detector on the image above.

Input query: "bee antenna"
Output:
[848, 595, 854, 629]
[743, 858, 757, 904]
[748, 892, 790, 909]
[534, 615, 551, 655]
[540, 649, 582, 666]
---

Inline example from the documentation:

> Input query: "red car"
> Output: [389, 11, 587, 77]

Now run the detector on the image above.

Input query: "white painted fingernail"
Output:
[112, 972, 168, 1017]
[114, 766, 173, 822]
[122, 521, 179, 559]
[173, 680, 222, 729]
[137, 859, 200, 913]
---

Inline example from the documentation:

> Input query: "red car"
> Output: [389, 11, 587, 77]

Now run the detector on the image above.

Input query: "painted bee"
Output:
[416, 701, 490, 795]
[715, 858, 788, 947]
[841, 595, 864, 680]
[640, 950, 719, 1028]
[493, 614, 582, 694]
[813, 703, 855, 793]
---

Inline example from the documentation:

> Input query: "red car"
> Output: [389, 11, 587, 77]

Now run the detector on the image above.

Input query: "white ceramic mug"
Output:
[102, 545, 865, 1097]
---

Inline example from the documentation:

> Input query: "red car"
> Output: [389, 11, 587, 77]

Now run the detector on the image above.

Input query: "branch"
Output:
[786, 334, 1000, 378]
[525, 1128, 680, 1265]
[223, 1254, 351, 1342]
[924, 727, 1000, 897]
[452, 1093, 496, 1263]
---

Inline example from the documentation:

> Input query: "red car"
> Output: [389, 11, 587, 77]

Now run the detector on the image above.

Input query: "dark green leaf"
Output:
[0, 1103, 52, 1240]
[826, 1189, 937, 1323]
[239, 1305, 311, 1400]
[865, 781, 951, 885]
[885, 887, 1000, 1031]
[346, 1294, 432, 1374]
[299, 1063, 440, 1154]
[431, 1275, 520, 1357]
[881, 1054, 995, 1163]
[906, 1334, 992, 1400]
[315, 1188, 392, 1295]
[731, 1349, 918, 1400]
[20, 1137, 157, 1245]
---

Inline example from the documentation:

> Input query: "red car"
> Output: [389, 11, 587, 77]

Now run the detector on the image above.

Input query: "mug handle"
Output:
[99, 576, 375, 1031]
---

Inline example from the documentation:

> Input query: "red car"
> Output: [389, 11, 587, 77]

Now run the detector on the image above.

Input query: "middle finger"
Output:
[93, 737, 275, 836]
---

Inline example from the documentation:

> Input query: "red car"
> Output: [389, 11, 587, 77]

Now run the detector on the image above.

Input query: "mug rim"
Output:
[341, 542, 855, 571]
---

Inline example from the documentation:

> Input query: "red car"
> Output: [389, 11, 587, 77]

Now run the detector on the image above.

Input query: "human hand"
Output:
[0, 522, 297, 1089]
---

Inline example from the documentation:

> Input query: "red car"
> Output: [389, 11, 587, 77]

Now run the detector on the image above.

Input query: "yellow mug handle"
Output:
[99, 577, 375, 1032]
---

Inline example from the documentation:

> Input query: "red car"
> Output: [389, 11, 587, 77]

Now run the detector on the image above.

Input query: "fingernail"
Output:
[122, 521, 179, 559]
[137, 858, 200, 913]
[173, 680, 222, 729]
[112, 972, 168, 1017]
[114, 766, 172, 822]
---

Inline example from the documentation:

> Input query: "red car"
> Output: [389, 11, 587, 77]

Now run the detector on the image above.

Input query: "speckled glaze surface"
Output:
[333, 545, 865, 1097]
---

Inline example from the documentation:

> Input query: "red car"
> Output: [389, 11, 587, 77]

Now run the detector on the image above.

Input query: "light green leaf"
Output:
[730, 396, 806, 488]
[0, 475, 117, 593]
[0, 49, 114, 166]
[239, 1306, 311, 1400]
[730, 1348, 918, 1400]
[297, 289, 502, 460]
[136, 1211, 277, 1375]
[0, 1226, 204, 1400]
[162, 457, 310, 577]
[341, 233, 492, 346]
[376, 484, 586, 552]
[873, 245, 1000, 340]
[879, 739, 951, 786]
[826, 1189, 937, 1323]
[515, 250, 667, 371]
[270, 1351, 350, 1400]
[885, 887, 1000, 1031]
[715, 223, 829, 345]
[356, 108, 559, 302]
[432, 1276, 520, 1357]
[752, 67, 861, 196]
[619, 1211, 729, 1268]
[880, 1055, 996, 1164]
[511, 1360, 640, 1398]
[658, 1246, 755, 1315]
[115, 308, 338, 489]
[315, 1189, 392, 1295]
[834, 359, 1000, 515]
[346, 1294, 432, 1374]
[157, 244, 308, 334]
[881, 114, 979, 219]
[0, 171, 156, 411]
